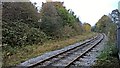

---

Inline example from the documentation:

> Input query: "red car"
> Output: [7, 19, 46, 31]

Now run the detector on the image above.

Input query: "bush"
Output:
[2, 21, 47, 47]
[24, 28, 47, 45]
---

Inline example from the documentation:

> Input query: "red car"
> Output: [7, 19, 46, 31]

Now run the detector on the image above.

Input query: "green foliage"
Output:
[98, 42, 116, 60]
[95, 15, 112, 33]
[2, 1, 97, 66]
[82, 23, 91, 32]
[24, 28, 47, 45]
[2, 21, 28, 46]
[2, 2, 39, 23]
[56, 6, 81, 27]
[57, 7, 75, 26]
[40, 2, 83, 38]
[2, 2, 83, 47]
[56, 3, 83, 34]
[2, 21, 47, 47]
[94, 10, 119, 67]
[96, 41, 119, 67]
[2, 2, 47, 47]
[94, 15, 117, 42]
[107, 23, 117, 42]
[40, 3, 63, 38]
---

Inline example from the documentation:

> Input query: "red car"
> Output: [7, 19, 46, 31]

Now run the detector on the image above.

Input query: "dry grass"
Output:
[3, 32, 97, 66]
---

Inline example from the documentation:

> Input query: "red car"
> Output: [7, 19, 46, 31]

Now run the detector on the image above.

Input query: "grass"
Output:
[93, 41, 120, 68]
[3, 32, 97, 67]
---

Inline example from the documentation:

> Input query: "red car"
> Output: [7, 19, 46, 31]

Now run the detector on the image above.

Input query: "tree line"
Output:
[2, 1, 91, 47]
[93, 9, 120, 42]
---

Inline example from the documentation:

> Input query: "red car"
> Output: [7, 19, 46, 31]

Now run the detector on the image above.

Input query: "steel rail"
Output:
[65, 34, 104, 68]
[17, 34, 102, 68]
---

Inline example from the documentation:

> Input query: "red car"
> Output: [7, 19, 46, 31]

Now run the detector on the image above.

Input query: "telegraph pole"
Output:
[111, 2, 120, 59]
[117, 15, 120, 59]
[118, 1, 120, 59]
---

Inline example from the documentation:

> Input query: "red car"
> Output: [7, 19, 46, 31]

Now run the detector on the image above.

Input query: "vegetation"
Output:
[93, 9, 120, 67]
[93, 15, 117, 42]
[94, 41, 120, 67]
[40, 2, 83, 38]
[2, 1, 93, 67]
[2, 1, 120, 67]
[2, 2, 45, 47]
[2, 2, 85, 47]
[3, 33, 96, 66]
[82, 23, 91, 32]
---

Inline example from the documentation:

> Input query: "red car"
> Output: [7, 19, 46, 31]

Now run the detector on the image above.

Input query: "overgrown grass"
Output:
[94, 41, 120, 67]
[3, 32, 97, 67]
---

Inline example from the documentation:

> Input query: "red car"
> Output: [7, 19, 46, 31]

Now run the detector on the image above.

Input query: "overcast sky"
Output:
[30, 0, 120, 26]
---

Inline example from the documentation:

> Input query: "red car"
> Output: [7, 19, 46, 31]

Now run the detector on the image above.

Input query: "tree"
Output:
[94, 14, 117, 42]
[95, 15, 113, 34]
[110, 9, 120, 23]
[2, 2, 46, 47]
[82, 23, 91, 32]
[40, 2, 63, 38]
[40, 2, 83, 38]
[2, 2, 39, 23]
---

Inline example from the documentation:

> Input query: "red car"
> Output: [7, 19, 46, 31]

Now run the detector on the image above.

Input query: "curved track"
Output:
[18, 34, 104, 68]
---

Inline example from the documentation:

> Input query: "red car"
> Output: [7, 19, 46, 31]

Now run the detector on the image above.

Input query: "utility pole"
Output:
[111, 8, 120, 59]
[117, 14, 120, 59]
[118, 1, 120, 59]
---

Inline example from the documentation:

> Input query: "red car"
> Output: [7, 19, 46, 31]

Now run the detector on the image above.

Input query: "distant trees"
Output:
[82, 23, 91, 32]
[110, 9, 120, 23]
[95, 15, 113, 33]
[94, 14, 117, 42]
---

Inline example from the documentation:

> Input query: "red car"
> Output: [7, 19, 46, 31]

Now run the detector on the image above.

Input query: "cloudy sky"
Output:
[30, 0, 120, 26]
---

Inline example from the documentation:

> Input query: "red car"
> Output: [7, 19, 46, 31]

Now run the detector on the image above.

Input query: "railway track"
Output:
[18, 33, 104, 68]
